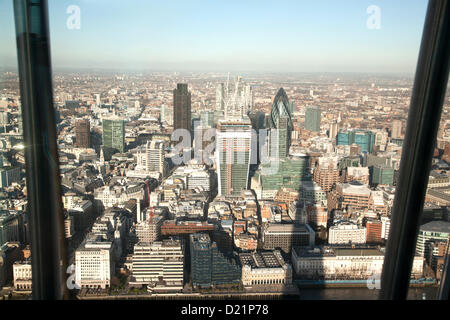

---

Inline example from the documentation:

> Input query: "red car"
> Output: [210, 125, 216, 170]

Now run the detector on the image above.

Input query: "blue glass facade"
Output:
[336, 130, 375, 153]
[305, 106, 321, 132]
[190, 233, 241, 288]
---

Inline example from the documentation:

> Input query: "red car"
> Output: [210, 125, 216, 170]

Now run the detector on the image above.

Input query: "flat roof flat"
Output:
[420, 220, 450, 234]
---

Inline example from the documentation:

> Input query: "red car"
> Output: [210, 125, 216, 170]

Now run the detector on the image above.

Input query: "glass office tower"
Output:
[267, 88, 293, 159]
[102, 119, 125, 155]
[173, 83, 192, 133]
[305, 105, 321, 132]
[216, 119, 253, 196]
[190, 233, 241, 288]
[337, 129, 376, 153]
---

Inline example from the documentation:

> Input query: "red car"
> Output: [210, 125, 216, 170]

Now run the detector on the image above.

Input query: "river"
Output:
[298, 286, 439, 300]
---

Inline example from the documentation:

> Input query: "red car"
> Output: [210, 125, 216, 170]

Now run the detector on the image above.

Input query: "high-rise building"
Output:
[313, 156, 340, 192]
[366, 219, 383, 244]
[0, 111, 9, 126]
[256, 156, 310, 199]
[243, 84, 253, 112]
[305, 106, 321, 132]
[190, 233, 241, 288]
[268, 117, 290, 159]
[160, 104, 172, 124]
[137, 140, 166, 176]
[328, 181, 372, 213]
[381, 216, 391, 240]
[173, 83, 192, 134]
[200, 110, 215, 127]
[415, 221, 450, 257]
[337, 129, 375, 153]
[0, 166, 20, 188]
[193, 124, 215, 163]
[102, 118, 125, 154]
[75, 241, 113, 289]
[0, 212, 21, 245]
[289, 100, 296, 114]
[13, 260, 32, 292]
[328, 221, 367, 245]
[216, 83, 225, 112]
[262, 223, 315, 253]
[345, 166, 370, 185]
[267, 88, 293, 159]
[135, 214, 165, 244]
[131, 238, 184, 291]
[216, 119, 253, 196]
[374, 129, 389, 151]
[370, 165, 394, 186]
[329, 121, 339, 140]
[75, 119, 91, 148]
[95, 93, 101, 106]
[391, 120, 402, 139]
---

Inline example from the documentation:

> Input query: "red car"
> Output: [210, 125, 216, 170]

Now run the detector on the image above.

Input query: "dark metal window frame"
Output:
[380, 0, 450, 300]
[10, 0, 450, 300]
[13, 0, 68, 300]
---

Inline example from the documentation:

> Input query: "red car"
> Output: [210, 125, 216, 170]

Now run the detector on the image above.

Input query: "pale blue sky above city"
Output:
[0, 0, 429, 73]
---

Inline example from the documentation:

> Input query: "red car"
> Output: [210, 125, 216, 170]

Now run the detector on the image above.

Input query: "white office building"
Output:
[381, 216, 391, 240]
[292, 246, 423, 279]
[328, 221, 367, 245]
[131, 238, 184, 291]
[239, 251, 292, 287]
[75, 241, 113, 289]
[13, 260, 32, 291]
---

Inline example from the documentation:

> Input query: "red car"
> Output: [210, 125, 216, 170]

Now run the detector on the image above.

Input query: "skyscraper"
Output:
[200, 110, 215, 127]
[267, 88, 293, 159]
[289, 100, 296, 114]
[131, 238, 184, 290]
[329, 121, 339, 140]
[190, 233, 241, 288]
[337, 129, 375, 153]
[95, 93, 101, 106]
[137, 140, 166, 176]
[173, 83, 191, 133]
[305, 106, 321, 132]
[370, 165, 394, 186]
[102, 118, 125, 154]
[216, 119, 253, 196]
[243, 84, 253, 112]
[391, 120, 402, 139]
[75, 119, 90, 148]
[216, 83, 225, 112]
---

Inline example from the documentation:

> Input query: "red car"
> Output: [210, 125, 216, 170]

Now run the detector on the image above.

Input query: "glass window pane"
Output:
[4, 0, 448, 301]
[0, 0, 31, 299]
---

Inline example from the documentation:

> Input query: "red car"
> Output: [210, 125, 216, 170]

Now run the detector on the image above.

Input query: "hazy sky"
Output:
[0, 0, 429, 73]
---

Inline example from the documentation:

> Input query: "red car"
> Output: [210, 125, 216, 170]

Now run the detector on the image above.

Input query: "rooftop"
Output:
[420, 220, 450, 234]
[265, 223, 313, 234]
[239, 251, 285, 269]
[293, 246, 385, 258]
